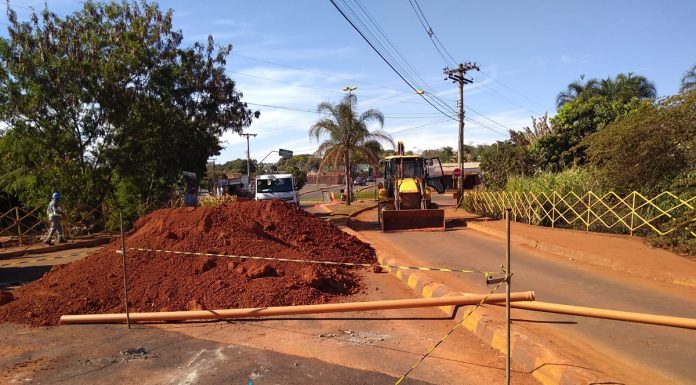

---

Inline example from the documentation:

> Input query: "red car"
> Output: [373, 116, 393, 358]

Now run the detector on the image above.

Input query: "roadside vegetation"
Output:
[0, 1, 257, 228]
[461, 71, 696, 254]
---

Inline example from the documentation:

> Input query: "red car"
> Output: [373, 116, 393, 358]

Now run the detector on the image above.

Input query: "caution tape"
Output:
[394, 279, 505, 385]
[125, 247, 495, 276]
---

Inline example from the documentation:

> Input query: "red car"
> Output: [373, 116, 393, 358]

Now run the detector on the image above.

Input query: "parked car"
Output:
[353, 177, 366, 186]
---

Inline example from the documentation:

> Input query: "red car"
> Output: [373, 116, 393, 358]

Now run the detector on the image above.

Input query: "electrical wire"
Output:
[231, 52, 407, 94]
[329, 0, 457, 121]
[407, 0, 457, 67]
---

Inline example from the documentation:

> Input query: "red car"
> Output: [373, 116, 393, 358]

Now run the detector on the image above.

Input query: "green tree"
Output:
[680, 64, 696, 94]
[276, 154, 321, 174]
[479, 141, 535, 190]
[555, 76, 599, 109]
[309, 94, 393, 205]
[0, 1, 257, 225]
[221, 159, 257, 174]
[536, 73, 655, 171]
[556, 73, 655, 109]
[584, 91, 696, 194]
[421, 146, 456, 162]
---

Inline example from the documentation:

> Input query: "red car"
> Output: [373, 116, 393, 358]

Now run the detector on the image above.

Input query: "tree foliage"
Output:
[220, 159, 257, 174]
[421, 146, 455, 163]
[584, 91, 696, 195]
[681, 64, 696, 94]
[0, 1, 256, 224]
[309, 94, 393, 204]
[478, 141, 535, 190]
[556, 73, 656, 109]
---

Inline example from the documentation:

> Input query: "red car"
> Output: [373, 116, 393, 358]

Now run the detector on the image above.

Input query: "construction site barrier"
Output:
[59, 291, 536, 324]
[465, 190, 695, 238]
[124, 247, 497, 276]
[494, 301, 696, 330]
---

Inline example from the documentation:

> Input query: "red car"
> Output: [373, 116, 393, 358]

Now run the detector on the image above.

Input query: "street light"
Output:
[342, 86, 357, 92]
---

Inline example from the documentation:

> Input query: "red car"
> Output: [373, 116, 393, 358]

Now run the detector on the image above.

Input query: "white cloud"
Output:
[215, 64, 529, 163]
[560, 53, 591, 64]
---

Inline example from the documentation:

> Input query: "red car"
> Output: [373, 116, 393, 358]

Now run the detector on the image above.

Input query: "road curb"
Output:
[340, 226, 610, 385]
[347, 204, 378, 220]
[466, 222, 696, 289]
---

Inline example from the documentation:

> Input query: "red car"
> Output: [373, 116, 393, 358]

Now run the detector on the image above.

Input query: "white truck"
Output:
[255, 173, 300, 206]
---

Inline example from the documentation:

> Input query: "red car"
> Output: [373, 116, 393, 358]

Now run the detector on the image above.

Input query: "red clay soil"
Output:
[0, 200, 376, 326]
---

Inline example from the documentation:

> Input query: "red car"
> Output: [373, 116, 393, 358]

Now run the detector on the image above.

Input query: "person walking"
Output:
[43, 192, 65, 245]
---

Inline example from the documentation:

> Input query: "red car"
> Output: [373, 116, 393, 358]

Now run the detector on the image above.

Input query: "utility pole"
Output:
[240, 133, 257, 180]
[444, 62, 479, 203]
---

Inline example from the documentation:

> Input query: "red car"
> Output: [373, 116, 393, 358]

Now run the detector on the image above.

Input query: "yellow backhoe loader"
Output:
[377, 142, 446, 231]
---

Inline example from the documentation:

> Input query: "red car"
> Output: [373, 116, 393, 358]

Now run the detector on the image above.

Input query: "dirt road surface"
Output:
[351, 204, 696, 385]
[0, 247, 540, 384]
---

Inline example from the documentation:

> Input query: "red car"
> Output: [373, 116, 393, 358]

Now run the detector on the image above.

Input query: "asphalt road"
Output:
[0, 323, 440, 385]
[357, 222, 696, 384]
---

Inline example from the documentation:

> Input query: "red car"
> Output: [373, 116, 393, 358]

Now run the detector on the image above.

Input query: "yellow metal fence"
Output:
[464, 191, 696, 238]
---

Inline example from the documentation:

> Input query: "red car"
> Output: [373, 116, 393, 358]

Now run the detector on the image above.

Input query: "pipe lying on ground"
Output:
[494, 301, 696, 330]
[60, 291, 535, 325]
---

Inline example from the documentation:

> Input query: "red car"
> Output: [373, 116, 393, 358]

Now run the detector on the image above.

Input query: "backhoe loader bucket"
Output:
[381, 209, 445, 231]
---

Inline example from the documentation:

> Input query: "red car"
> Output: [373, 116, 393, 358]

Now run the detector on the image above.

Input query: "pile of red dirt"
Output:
[0, 200, 376, 326]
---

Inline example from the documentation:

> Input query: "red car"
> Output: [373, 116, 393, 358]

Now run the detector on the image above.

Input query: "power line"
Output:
[479, 69, 548, 110]
[404, 2, 541, 122]
[246, 101, 443, 119]
[407, 0, 457, 67]
[329, 0, 457, 121]
[231, 52, 406, 94]
[388, 118, 451, 134]
[232, 71, 426, 107]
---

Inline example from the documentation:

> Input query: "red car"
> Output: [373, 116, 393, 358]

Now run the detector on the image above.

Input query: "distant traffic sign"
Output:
[453, 168, 462, 178]
[279, 148, 293, 158]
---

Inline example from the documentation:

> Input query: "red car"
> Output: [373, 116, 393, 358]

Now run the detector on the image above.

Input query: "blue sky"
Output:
[3, 0, 695, 163]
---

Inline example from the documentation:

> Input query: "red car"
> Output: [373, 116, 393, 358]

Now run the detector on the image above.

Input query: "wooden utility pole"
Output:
[444, 62, 479, 202]
[240, 133, 257, 179]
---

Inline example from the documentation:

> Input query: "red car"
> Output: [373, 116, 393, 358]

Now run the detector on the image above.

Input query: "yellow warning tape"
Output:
[394, 280, 505, 385]
[126, 247, 495, 276]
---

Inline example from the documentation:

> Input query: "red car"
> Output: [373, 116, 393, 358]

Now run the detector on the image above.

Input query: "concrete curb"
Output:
[466, 222, 696, 289]
[347, 204, 378, 219]
[340, 226, 611, 385]
[0, 235, 112, 259]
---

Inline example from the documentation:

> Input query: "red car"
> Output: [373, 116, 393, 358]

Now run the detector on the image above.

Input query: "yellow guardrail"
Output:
[464, 191, 695, 238]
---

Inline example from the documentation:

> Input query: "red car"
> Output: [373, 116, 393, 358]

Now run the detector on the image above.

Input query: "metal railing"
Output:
[0, 197, 188, 246]
[464, 190, 696, 238]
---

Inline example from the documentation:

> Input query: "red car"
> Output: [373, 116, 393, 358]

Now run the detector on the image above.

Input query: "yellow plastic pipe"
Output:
[60, 291, 535, 325]
[497, 301, 696, 330]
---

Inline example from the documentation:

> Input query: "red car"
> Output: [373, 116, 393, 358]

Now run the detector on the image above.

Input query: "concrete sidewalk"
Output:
[0, 233, 113, 259]
[466, 219, 696, 288]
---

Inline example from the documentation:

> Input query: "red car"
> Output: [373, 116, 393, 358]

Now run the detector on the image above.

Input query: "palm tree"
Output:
[598, 72, 656, 102]
[555, 76, 599, 108]
[680, 64, 696, 93]
[556, 73, 656, 109]
[310, 94, 393, 205]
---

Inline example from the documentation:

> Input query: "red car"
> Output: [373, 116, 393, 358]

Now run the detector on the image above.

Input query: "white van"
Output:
[255, 174, 300, 206]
